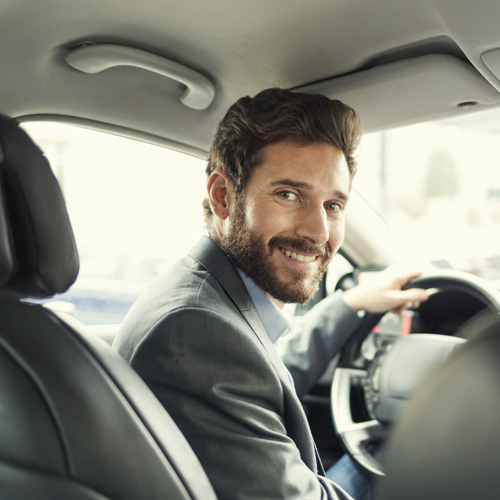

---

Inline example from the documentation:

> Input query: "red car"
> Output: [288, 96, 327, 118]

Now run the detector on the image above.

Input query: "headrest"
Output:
[376, 312, 500, 500]
[0, 114, 79, 298]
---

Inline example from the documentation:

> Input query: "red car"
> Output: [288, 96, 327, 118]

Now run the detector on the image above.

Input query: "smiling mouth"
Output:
[279, 247, 317, 263]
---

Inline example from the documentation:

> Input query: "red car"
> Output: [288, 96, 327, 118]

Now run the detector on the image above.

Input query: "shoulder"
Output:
[113, 250, 245, 358]
[122, 303, 281, 409]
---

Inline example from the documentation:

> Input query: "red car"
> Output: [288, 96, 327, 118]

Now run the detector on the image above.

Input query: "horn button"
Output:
[364, 334, 466, 424]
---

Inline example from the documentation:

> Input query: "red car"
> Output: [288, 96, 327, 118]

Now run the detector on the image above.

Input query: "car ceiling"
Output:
[2, 0, 500, 157]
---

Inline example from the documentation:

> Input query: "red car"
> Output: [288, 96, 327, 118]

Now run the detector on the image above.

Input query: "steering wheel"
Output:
[331, 269, 500, 476]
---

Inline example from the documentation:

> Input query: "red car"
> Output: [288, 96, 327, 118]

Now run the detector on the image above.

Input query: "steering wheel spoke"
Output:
[332, 368, 387, 475]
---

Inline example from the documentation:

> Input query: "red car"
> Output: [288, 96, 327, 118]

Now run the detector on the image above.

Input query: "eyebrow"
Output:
[269, 178, 350, 201]
[270, 178, 312, 190]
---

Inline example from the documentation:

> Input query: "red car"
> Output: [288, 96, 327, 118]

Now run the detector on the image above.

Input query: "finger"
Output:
[392, 305, 405, 315]
[384, 265, 423, 281]
[401, 288, 429, 303]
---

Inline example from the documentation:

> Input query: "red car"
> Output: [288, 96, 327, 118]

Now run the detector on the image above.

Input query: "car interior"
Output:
[0, 114, 217, 499]
[2, 0, 500, 498]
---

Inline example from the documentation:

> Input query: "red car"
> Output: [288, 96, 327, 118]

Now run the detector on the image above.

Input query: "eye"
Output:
[277, 190, 299, 202]
[325, 201, 343, 212]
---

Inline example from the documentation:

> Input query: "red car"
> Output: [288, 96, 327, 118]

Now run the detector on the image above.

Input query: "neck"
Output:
[268, 294, 285, 310]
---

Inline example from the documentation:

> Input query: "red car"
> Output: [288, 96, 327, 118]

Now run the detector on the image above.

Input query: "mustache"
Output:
[268, 236, 331, 260]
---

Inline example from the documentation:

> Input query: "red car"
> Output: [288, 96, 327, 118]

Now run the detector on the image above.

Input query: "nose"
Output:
[295, 203, 330, 245]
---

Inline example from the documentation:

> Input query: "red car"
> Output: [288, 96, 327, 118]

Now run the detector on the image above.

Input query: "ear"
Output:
[207, 169, 233, 220]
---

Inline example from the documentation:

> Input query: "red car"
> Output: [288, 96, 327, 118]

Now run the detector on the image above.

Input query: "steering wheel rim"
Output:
[331, 269, 500, 476]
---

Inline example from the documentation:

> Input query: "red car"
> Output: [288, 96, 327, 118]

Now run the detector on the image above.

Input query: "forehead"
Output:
[251, 141, 351, 192]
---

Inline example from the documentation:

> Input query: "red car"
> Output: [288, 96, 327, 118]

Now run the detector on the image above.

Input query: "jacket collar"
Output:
[237, 269, 291, 344]
[188, 235, 318, 471]
[188, 236, 293, 382]
[188, 235, 253, 312]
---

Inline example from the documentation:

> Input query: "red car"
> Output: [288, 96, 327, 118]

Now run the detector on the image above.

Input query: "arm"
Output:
[129, 307, 353, 500]
[278, 267, 429, 398]
[277, 290, 361, 398]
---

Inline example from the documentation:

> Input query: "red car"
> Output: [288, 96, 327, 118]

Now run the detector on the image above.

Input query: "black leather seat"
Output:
[376, 312, 500, 500]
[0, 115, 217, 500]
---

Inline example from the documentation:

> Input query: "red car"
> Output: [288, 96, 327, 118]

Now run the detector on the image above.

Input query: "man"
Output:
[113, 88, 427, 499]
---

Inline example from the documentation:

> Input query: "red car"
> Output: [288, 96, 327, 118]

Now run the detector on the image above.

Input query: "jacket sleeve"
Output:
[128, 306, 353, 500]
[277, 290, 362, 399]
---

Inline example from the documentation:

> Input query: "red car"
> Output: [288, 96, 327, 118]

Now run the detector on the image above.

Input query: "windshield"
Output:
[354, 107, 500, 282]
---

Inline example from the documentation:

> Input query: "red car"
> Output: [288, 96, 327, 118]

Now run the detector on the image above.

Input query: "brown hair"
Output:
[203, 87, 362, 226]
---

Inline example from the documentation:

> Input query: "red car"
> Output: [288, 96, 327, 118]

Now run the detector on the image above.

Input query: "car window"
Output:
[326, 254, 355, 295]
[23, 122, 207, 325]
[23, 109, 500, 326]
[354, 108, 500, 284]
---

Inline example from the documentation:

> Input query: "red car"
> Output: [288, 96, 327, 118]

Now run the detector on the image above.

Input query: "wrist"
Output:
[342, 287, 365, 312]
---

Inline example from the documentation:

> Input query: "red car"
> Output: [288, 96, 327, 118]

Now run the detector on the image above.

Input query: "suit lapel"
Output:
[189, 237, 319, 471]
[188, 236, 295, 389]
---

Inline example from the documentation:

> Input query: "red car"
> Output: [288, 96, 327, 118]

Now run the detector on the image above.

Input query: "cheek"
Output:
[245, 202, 282, 233]
[328, 220, 345, 252]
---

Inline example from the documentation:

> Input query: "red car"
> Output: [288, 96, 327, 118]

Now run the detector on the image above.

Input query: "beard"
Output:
[221, 197, 332, 304]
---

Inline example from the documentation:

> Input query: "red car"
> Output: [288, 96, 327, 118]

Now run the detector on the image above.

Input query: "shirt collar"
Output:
[237, 269, 291, 344]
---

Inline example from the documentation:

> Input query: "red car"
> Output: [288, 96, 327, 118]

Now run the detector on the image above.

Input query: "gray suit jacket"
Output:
[114, 236, 360, 500]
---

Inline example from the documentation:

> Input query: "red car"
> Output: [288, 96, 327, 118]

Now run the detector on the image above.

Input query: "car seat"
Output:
[375, 311, 500, 500]
[0, 114, 218, 500]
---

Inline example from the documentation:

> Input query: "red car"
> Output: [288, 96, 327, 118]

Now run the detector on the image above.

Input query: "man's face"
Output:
[221, 140, 351, 305]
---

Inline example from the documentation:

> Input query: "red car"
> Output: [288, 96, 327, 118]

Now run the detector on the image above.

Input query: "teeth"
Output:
[281, 248, 315, 263]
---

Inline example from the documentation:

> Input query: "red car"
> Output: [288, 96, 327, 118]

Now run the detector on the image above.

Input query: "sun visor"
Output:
[295, 54, 500, 132]
[482, 48, 500, 83]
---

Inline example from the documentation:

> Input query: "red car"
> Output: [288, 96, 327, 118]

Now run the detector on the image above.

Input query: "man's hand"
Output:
[342, 266, 429, 315]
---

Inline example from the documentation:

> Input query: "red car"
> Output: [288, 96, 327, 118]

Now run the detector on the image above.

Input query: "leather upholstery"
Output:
[0, 115, 217, 499]
[0, 115, 78, 297]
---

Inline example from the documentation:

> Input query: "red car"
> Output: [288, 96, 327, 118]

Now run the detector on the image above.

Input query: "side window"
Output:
[23, 122, 207, 326]
[326, 253, 355, 295]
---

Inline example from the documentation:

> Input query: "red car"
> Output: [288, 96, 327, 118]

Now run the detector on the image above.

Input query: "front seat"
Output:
[0, 114, 218, 500]
[375, 312, 500, 500]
